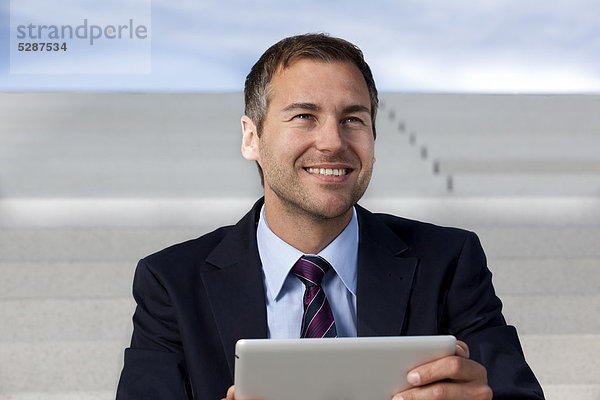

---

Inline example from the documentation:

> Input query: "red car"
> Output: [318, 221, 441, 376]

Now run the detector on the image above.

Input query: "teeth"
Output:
[307, 167, 347, 176]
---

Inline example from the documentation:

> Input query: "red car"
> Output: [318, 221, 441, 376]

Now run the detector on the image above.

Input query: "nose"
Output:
[315, 118, 345, 153]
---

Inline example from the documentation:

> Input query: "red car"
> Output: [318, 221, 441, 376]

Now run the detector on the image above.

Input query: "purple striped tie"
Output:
[291, 255, 337, 338]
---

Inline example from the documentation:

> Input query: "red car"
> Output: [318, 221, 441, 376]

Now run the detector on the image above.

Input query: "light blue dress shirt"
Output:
[256, 205, 358, 338]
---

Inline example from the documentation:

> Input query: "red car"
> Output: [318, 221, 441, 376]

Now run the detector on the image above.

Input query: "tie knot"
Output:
[291, 255, 330, 287]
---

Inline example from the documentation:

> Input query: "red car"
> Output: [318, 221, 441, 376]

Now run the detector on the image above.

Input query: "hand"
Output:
[392, 340, 492, 400]
[221, 385, 235, 400]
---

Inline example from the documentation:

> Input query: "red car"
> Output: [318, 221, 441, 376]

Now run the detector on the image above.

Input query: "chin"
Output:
[307, 198, 355, 220]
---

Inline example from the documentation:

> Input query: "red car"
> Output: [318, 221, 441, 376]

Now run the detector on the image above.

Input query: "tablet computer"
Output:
[234, 335, 456, 400]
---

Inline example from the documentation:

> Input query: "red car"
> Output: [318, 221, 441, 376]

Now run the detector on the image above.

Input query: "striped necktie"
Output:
[291, 255, 337, 338]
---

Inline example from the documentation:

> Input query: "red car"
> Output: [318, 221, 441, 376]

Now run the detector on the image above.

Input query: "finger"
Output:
[224, 385, 235, 400]
[407, 356, 487, 387]
[393, 381, 493, 400]
[455, 340, 470, 359]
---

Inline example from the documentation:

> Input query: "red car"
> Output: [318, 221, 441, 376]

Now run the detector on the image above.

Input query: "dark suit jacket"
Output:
[116, 198, 544, 400]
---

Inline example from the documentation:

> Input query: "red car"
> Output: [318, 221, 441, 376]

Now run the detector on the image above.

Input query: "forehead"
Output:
[266, 59, 371, 109]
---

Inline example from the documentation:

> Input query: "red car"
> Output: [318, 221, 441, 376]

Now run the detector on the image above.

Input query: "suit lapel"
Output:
[198, 200, 418, 373]
[200, 199, 268, 376]
[355, 205, 417, 337]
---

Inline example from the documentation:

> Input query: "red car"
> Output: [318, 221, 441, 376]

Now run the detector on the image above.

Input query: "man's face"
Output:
[243, 59, 375, 221]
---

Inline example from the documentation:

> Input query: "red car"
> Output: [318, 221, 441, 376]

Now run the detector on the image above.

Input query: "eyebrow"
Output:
[342, 104, 371, 114]
[282, 103, 370, 114]
[282, 102, 321, 112]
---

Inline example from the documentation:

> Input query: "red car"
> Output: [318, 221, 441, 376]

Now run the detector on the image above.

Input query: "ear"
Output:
[241, 115, 260, 162]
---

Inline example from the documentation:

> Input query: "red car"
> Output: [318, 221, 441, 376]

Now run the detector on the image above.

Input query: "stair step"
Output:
[476, 226, 600, 258]
[3, 197, 598, 229]
[0, 261, 135, 299]
[0, 228, 202, 262]
[423, 136, 600, 159]
[380, 93, 600, 136]
[0, 335, 595, 392]
[2, 257, 597, 300]
[1, 386, 599, 400]
[366, 172, 448, 196]
[542, 384, 600, 400]
[361, 197, 600, 228]
[0, 392, 114, 400]
[436, 158, 600, 174]
[1, 295, 595, 342]
[0, 198, 257, 228]
[448, 174, 600, 196]
[2, 226, 598, 262]
[502, 295, 600, 334]
[491, 258, 599, 296]
[0, 341, 124, 392]
[0, 299, 135, 342]
[521, 334, 600, 385]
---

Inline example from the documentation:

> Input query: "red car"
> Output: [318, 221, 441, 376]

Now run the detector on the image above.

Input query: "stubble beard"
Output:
[261, 149, 373, 222]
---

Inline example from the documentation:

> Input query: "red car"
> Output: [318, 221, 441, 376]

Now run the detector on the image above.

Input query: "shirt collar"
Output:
[257, 205, 359, 301]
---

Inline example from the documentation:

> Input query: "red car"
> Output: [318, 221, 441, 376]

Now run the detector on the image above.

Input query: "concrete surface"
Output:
[1, 92, 598, 400]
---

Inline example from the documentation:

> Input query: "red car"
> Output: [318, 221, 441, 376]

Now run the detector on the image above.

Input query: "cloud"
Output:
[374, 54, 600, 92]
[1, 0, 599, 92]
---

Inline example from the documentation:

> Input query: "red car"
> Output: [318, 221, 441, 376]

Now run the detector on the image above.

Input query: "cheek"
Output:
[259, 138, 295, 168]
[353, 138, 375, 161]
[280, 137, 313, 162]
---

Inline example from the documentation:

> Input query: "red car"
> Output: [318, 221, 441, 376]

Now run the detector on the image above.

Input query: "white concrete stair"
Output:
[0, 299, 135, 342]
[1, 336, 597, 398]
[0, 261, 136, 300]
[0, 392, 115, 400]
[1, 92, 598, 400]
[1, 295, 594, 343]
[490, 258, 600, 296]
[520, 335, 600, 385]
[501, 295, 600, 334]
[2, 226, 598, 262]
[2, 257, 596, 300]
[0, 341, 125, 393]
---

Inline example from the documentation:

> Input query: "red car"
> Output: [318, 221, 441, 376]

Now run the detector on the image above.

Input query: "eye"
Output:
[294, 113, 314, 120]
[343, 116, 364, 124]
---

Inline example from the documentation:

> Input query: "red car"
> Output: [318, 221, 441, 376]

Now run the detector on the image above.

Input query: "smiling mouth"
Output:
[306, 167, 349, 176]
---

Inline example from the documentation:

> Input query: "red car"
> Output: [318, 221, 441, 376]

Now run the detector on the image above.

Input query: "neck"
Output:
[263, 198, 353, 255]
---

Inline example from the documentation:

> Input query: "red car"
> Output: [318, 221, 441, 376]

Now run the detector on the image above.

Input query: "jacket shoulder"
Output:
[370, 211, 476, 244]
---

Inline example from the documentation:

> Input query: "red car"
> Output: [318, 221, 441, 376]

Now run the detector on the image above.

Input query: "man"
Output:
[117, 34, 544, 400]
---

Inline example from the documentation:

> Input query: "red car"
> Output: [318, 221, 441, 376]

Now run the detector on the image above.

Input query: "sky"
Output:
[1, 0, 599, 93]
